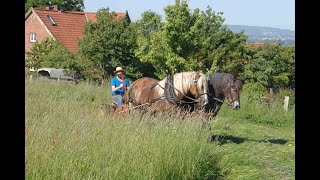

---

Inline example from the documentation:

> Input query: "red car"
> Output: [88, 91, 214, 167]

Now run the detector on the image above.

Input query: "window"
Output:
[29, 33, 36, 43]
[46, 15, 56, 26]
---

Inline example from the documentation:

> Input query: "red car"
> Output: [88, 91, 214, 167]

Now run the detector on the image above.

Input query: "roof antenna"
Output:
[47, 1, 52, 10]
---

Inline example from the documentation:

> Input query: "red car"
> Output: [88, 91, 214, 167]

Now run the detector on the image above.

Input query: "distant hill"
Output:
[226, 25, 295, 45]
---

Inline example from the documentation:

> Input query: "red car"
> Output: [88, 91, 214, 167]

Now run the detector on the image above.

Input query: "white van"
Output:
[37, 68, 74, 81]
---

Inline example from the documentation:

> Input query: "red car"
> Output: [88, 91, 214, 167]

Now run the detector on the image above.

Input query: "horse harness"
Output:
[164, 74, 181, 104]
[163, 72, 206, 105]
[146, 72, 207, 106]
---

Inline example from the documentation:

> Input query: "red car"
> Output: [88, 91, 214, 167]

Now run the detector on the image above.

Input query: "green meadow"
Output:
[25, 80, 294, 179]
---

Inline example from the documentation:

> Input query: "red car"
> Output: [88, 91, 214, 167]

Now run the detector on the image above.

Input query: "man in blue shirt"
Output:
[111, 67, 131, 109]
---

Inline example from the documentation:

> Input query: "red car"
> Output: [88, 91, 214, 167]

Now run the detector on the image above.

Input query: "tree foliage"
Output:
[25, 0, 84, 12]
[134, 0, 253, 78]
[242, 44, 295, 88]
[25, 1, 295, 89]
[163, 0, 199, 59]
[79, 8, 143, 81]
[193, 6, 251, 77]
[133, 11, 162, 78]
[26, 38, 81, 76]
[26, 38, 57, 70]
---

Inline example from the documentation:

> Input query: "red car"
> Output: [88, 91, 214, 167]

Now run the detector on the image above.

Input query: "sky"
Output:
[84, 0, 295, 31]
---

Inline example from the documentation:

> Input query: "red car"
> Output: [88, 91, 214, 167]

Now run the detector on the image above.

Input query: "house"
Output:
[25, 5, 130, 53]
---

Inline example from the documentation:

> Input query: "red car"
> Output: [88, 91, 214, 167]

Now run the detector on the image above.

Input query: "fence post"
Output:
[284, 96, 289, 113]
[270, 88, 273, 96]
[58, 75, 60, 84]
[29, 75, 33, 82]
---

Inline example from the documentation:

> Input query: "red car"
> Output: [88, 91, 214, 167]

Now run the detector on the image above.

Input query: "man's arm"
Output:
[112, 83, 123, 92]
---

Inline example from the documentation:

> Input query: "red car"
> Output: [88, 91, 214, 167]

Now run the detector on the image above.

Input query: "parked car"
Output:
[37, 68, 84, 82]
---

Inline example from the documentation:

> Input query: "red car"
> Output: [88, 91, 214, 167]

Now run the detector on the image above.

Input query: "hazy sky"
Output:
[84, 0, 295, 31]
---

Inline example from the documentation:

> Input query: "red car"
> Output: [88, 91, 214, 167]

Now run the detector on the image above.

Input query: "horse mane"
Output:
[155, 71, 204, 96]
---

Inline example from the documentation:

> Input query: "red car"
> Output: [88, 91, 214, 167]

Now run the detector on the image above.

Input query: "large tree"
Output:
[135, 0, 205, 78]
[133, 11, 163, 78]
[79, 8, 143, 81]
[134, 0, 252, 78]
[192, 6, 252, 77]
[25, 0, 84, 12]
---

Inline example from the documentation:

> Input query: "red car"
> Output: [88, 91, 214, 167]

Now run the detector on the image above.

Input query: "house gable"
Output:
[34, 9, 87, 53]
[25, 8, 54, 52]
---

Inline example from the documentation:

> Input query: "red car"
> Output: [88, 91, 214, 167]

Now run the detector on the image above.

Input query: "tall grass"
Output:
[217, 84, 295, 128]
[25, 80, 223, 179]
[207, 83, 295, 180]
[26, 80, 294, 179]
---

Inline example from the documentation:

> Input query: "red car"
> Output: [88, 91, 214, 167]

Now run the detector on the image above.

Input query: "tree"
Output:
[163, 0, 199, 59]
[134, 1, 252, 78]
[60, 0, 84, 11]
[25, 0, 84, 12]
[191, 6, 252, 77]
[79, 8, 143, 81]
[133, 11, 163, 78]
[26, 38, 56, 71]
[242, 44, 295, 88]
[134, 10, 162, 38]
[135, 0, 205, 78]
[25, 38, 81, 76]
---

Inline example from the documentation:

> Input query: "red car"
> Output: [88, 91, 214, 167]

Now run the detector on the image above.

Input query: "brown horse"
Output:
[127, 71, 209, 113]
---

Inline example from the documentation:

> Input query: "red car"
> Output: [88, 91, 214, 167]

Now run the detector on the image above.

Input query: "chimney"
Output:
[53, 5, 58, 11]
[45, 6, 50, 10]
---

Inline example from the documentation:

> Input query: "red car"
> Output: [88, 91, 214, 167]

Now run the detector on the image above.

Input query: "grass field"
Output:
[25, 79, 295, 179]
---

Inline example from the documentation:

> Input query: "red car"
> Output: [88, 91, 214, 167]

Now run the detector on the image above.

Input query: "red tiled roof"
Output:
[114, 13, 127, 19]
[248, 42, 281, 49]
[34, 9, 86, 52]
[32, 9, 128, 52]
[85, 12, 127, 23]
[85, 12, 97, 23]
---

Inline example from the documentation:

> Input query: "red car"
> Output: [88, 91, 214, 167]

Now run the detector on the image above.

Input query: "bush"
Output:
[241, 82, 265, 101]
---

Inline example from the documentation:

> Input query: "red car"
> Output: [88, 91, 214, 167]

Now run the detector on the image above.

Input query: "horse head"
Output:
[222, 78, 243, 110]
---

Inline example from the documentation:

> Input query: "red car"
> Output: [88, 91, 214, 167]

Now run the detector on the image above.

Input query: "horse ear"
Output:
[234, 77, 243, 89]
